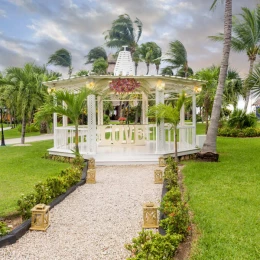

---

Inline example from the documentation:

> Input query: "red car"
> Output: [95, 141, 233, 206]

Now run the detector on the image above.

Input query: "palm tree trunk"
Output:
[244, 59, 254, 111]
[75, 124, 79, 154]
[21, 114, 26, 144]
[156, 65, 159, 75]
[135, 62, 138, 76]
[146, 63, 149, 75]
[174, 125, 178, 163]
[201, 0, 232, 155]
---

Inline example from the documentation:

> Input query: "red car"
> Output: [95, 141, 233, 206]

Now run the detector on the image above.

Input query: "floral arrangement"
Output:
[109, 78, 140, 93]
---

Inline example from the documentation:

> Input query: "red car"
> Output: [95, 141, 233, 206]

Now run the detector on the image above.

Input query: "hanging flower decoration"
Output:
[109, 78, 141, 93]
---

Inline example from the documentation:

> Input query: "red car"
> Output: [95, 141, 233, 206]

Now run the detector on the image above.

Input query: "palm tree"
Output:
[139, 42, 161, 75]
[164, 40, 189, 77]
[153, 45, 162, 75]
[194, 66, 220, 133]
[132, 48, 142, 76]
[85, 46, 107, 64]
[176, 67, 193, 77]
[104, 14, 143, 56]
[161, 66, 174, 76]
[147, 91, 186, 162]
[92, 58, 108, 75]
[48, 48, 73, 77]
[5, 63, 46, 144]
[199, 0, 232, 159]
[209, 6, 260, 111]
[36, 88, 93, 154]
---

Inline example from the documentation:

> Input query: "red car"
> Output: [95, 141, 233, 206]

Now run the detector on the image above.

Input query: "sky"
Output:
[0, 0, 259, 80]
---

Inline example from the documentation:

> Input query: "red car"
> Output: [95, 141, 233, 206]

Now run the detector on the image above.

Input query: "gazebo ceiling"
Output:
[43, 75, 205, 95]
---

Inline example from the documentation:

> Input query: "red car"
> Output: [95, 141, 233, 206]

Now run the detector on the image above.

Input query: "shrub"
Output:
[228, 110, 257, 129]
[17, 124, 39, 133]
[17, 166, 82, 219]
[103, 114, 110, 125]
[0, 221, 10, 237]
[125, 230, 182, 259]
[218, 126, 260, 137]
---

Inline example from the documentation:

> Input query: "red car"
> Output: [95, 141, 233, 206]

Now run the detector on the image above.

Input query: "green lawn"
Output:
[0, 140, 70, 217]
[183, 137, 260, 259]
[3, 128, 41, 139]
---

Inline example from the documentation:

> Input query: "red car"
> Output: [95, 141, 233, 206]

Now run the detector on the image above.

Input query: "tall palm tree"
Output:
[147, 91, 186, 162]
[209, 6, 260, 111]
[199, 0, 232, 159]
[104, 14, 143, 56]
[85, 46, 107, 64]
[36, 88, 93, 154]
[164, 40, 189, 77]
[139, 42, 161, 75]
[48, 48, 73, 77]
[132, 48, 142, 76]
[5, 63, 46, 144]
[152, 45, 162, 75]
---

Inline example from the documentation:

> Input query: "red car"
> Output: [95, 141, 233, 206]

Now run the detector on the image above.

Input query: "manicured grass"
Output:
[183, 137, 260, 259]
[0, 140, 70, 217]
[3, 128, 41, 139]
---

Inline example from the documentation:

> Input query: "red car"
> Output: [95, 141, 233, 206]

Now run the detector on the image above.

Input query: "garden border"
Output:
[0, 164, 88, 248]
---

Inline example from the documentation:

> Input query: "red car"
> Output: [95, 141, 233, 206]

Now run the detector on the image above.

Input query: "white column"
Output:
[87, 94, 97, 154]
[192, 92, 196, 147]
[53, 96, 57, 148]
[142, 92, 148, 124]
[97, 96, 103, 125]
[156, 87, 165, 153]
[179, 104, 185, 149]
[62, 101, 68, 127]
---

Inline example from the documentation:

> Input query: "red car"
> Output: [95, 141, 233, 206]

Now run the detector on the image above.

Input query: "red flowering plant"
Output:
[109, 78, 140, 93]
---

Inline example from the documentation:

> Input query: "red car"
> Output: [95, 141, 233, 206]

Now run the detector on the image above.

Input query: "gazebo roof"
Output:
[43, 74, 204, 96]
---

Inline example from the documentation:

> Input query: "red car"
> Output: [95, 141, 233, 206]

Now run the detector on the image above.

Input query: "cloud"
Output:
[0, 9, 7, 17]
[28, 20, 71, 45]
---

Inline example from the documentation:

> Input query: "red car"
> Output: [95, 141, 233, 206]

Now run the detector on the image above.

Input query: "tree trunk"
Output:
[75, 124, 79, 154]
[244, 59, 254, 111]
[146, 63, 149, 75]
[156, 65, 159, 75]
[135, 62, 138, 76]
[174, 125, 178, 163]
[21, 115, 26, 144]
[201, 0, 232, 155]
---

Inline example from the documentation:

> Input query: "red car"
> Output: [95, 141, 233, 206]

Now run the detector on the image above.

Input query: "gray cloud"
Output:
[0, 0, 259, 78]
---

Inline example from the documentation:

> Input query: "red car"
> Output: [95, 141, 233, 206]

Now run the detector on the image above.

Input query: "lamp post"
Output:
[0, 107, 6, 146]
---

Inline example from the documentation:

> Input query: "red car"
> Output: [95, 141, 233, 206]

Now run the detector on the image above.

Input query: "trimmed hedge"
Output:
[125, 156, 190, 259]
[17, 156, 85, 220]
[218, 127, 260, 137]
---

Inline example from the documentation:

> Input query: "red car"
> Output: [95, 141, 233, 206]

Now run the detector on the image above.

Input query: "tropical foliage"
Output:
[85, 46, 107, 64]
[104, 14, 143, 56]
[48, 48, 73, 77]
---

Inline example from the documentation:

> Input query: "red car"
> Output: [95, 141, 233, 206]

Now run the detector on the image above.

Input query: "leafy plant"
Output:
[0, 221, 10, 237]
[125, 230, 182, 259]
[227, 109, 257, 129]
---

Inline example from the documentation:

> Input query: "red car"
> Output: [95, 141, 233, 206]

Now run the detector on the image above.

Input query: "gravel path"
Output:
[1, 165, 163, 260]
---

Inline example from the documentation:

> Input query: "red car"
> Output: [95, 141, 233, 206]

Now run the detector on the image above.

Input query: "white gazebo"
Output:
[43, 48, 203, 165]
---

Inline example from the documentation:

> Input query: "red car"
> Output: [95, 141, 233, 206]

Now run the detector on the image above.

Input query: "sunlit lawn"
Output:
[0, 140, 70, 217]
[183, 137, 260, 259]
[3, 127, 41, 139]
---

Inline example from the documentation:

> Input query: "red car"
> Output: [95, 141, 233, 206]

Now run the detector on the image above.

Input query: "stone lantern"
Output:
[142, 202, 159, 229]
[154, 169, 163, 184]
[30, 204, 50, 231]
[86, 169, 96, 184]
[158, 157, 166, 167]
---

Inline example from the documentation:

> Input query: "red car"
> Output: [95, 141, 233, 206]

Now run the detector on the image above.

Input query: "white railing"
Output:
[53, 123, 196, 153]
[54, 126, 88, 153]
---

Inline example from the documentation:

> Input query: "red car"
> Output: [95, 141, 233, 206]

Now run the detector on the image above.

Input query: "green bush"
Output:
[103, 114, 110, 125]
[218, 127, 260, 137]
[17, 124, 39, 133]
[125, 230, 182, 259]
[17, 166, 82, 219]
[160, 188, 182, 215]
[0, 221, 10, 237]
[227, 110, 257, 129]
[160, 201, 190, 236]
